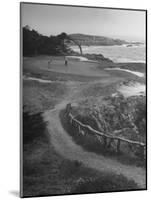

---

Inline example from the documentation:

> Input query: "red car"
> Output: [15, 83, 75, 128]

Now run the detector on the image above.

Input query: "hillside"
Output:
[69, 34, 128, 46]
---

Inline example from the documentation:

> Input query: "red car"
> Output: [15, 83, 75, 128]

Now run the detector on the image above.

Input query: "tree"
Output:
[22, 27, 72, 56]
[58, 32, 83, 55]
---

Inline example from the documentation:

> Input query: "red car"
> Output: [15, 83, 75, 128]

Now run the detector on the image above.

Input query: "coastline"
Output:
[70, 44, 145, 64]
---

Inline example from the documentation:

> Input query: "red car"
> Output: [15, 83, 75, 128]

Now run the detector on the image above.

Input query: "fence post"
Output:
[107, 138, 112, 148]
[78, 125, 81, 134]
[103, 136, 107, 147]
[69, 115, 72, 124]
[143, 145, 146, 160]
[117, 139, 121, 153]
[66, 103, 72, 115]
[96, 135, 102, 143]
[138, 145, 145, 159]
[81, 130, 85, 136]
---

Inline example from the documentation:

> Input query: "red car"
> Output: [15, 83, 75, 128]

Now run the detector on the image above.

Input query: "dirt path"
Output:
[43, 98, 146, 189]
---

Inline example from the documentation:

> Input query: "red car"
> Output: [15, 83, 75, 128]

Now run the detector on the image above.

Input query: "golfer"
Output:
[65, 56, 68, 66]
[48, 57, 53, 69]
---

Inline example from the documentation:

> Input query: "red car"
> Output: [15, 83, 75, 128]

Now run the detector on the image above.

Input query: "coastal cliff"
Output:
[69, 34, 128, 46]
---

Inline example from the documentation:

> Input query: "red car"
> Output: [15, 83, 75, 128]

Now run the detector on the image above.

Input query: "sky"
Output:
[21, 3, 146, 42]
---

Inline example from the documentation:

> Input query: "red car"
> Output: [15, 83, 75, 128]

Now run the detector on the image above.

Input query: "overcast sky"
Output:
[21, 3, 146, 42]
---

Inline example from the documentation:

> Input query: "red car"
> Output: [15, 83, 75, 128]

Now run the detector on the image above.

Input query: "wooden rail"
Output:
[65, 103, 146, 158]
[69, 113, 145, 147]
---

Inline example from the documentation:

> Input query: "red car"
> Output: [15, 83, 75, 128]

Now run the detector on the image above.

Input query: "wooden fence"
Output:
[65, 103, 146, 159]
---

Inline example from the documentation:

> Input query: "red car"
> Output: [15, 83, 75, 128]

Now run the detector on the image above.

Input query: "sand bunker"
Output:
[115, 82, 145, 97]
[23, 76, 53, 83]
[105, 67, 144, 77]
[66, 56, 88, 61]
[66, 56, 96, 62]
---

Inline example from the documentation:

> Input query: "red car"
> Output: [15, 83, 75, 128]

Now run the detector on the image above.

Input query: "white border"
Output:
[0, 0, 150, 199]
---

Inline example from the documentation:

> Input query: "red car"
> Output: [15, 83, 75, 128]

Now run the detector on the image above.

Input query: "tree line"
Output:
[23, 26, 72, 56]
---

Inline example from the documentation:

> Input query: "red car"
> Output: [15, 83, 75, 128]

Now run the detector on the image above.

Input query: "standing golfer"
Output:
[65, 56, 68, 66]
[48, 57, 53, 69]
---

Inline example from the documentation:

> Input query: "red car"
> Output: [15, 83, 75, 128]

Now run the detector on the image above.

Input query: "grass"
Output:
[23, 55, 107, 82]
[23, 67, 105, 82]
[73, 174, 138, 194]
[22, 111, 138, 197]
[23, 111, 92, 196]
[23, 56, 146, 83]
[116, 63, 146, 73]
[99, 62, 146, 73]
[23, 80, 67, 114]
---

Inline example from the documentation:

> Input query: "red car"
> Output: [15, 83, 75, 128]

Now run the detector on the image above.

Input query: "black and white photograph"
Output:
[20, 2, 146, 198]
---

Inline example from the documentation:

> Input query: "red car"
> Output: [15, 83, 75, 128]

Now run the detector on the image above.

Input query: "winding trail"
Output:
[43, 98, 146, 189]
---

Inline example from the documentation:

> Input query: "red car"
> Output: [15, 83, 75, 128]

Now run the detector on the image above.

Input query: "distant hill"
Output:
[69, 33, 128, 46]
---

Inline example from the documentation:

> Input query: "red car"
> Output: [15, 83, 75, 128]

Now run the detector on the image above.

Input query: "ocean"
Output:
[71, 45, 145, 63]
